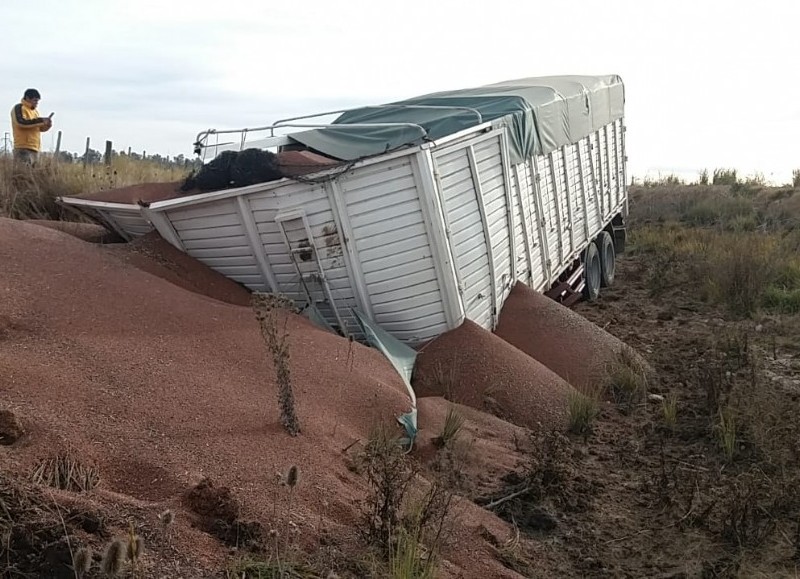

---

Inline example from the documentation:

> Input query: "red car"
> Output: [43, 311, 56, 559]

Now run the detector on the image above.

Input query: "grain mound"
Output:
[495, 282, 649, 393]
[412, 320, 573, 431]
[106, 231, 252, 306]
[26, 219, 123, 243]
[0, 217, 522, 577]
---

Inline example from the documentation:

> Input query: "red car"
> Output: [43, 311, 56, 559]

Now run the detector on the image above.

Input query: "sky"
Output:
[1, 0, 798, 183]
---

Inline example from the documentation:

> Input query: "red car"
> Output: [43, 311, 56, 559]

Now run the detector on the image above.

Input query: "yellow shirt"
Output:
[11, 100, 46, 152]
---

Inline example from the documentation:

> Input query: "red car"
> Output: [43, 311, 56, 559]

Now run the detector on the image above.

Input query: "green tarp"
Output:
[290, 75, 624, 165]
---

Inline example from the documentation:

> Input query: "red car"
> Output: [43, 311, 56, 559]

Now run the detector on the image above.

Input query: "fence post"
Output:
[104, 140, 113, 166]
[54, 131, 62, 157]
[83, 137, 91, 167]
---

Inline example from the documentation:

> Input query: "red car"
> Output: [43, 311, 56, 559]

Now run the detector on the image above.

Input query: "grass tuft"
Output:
[662, 392, 678, 428]
[568, 390, 598, 436]
[716, 407, 738, 463]
[30, 449, 99, 492]
[434, 407, 465, 449]
[607, 347, 649, 412]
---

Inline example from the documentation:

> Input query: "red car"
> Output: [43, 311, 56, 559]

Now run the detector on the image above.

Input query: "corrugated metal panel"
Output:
[614, 119, 627, 205]
[578, 137, 602, 234]
[589, 132, 604, 220]
[518, 160, 546, 288]
[167, 200, 264, 289]
[434, 145, 493, 330]
[598, 128, 613, 220]
[341, 156, 448, 344]
[508, 165, 530, 285]
[613, 119, 626, 210]
[537, 155, 560, 276]
[564, 144, 587, 247]
[103, 209, 152, 237]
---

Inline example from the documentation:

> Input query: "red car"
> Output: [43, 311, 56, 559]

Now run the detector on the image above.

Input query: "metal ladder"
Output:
[274, 209, 348, 337]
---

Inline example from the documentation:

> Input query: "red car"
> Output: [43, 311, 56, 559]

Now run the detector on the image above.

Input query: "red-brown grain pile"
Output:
[0, 218, 526, 577]
[496, 281, 647, 392]
[412, 319, 574, 431]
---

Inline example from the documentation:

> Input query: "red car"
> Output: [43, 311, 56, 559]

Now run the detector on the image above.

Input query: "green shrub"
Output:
[713, 168, 738, 186]
[762, 286, 800, 314]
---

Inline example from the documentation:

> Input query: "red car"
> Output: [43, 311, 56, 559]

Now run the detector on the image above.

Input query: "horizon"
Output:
[2, 0, 798, 185]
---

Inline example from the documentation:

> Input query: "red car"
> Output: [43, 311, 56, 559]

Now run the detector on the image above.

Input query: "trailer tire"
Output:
[583, 242, 601, 301]
[598, 231, 616, 287]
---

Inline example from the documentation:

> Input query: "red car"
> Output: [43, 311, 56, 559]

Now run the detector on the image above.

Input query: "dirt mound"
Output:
[496, 282, 648, 392]
[0, 217, 520, 577]
[106, 230, 252, 306]
[26, 219, 123, 243]
[412, 320, 573, 431]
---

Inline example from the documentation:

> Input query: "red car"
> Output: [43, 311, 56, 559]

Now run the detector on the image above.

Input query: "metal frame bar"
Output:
[90, 207, 133, 242]
[466, 144, 499, 329]
[413, 150, 465, 329]
[140, 207, 185, 251]
[531, 156, 552, 285]
[194, 120, 429, 155]
[499, 130, 518, 287]
[511, 164, 534, 285]
[235, 196, 279, 293]
[584, 136, 603, 230]
[57, 198, 150, 211]
[560, 145, 576, 256]
[592, 131, 606, 220]
[273, 104, 483, 129]
[548, 151, 565, 267]
[324, 180, 375, 320]
[574, 141, 592, 242]
[604, 125, 613, 219]
[621, 119, 629, 217]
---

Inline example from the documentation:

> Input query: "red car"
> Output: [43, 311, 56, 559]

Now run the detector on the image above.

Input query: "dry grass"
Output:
[0, 156, 189, 220]
[567, 390, 598, 436]
[661, 392, 678, 428]
[715, 406, 738, 463]
[434, 407, 465, 449]
[631, 225, 800, 317]
[606, 347, 649, 412]
[30, 449, 99, 492]
[252, 293, 301, 436]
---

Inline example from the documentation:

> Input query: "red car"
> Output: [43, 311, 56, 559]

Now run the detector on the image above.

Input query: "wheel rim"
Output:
[604, 239, 615, 279]
[590, 253, 601, 293]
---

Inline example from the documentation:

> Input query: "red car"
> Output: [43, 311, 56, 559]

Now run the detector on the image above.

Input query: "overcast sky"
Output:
[1, 0, 798, 183]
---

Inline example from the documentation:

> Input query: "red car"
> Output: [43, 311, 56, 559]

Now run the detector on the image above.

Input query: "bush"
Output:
[0, 156, 189, 220]
[762, 286, 800, 314]
[702, 235, 778, 316]
[713, 168, 738, 186]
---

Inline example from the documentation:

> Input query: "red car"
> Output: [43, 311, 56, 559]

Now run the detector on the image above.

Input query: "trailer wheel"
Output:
[582, 242, 601, 301]
[598, 231, 616, 287]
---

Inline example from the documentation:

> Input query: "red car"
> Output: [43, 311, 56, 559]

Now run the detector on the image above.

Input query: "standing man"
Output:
[10, 89, 52, 165]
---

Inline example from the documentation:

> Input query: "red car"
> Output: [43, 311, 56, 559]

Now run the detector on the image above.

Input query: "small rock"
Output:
[755, 324, 763, 332]
[648, 394, 665, 402]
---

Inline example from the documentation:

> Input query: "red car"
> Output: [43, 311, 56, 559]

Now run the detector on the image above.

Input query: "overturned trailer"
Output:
[61, 75, 628, 347]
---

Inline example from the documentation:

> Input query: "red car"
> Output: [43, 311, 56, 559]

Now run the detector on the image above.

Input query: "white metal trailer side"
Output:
[60, 75, 628, 347]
